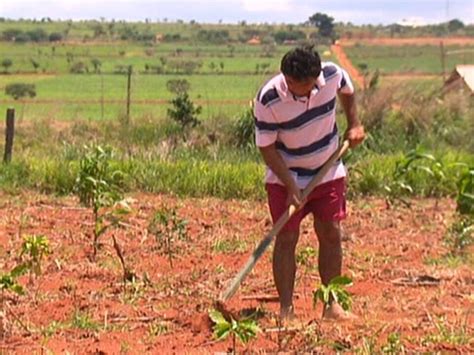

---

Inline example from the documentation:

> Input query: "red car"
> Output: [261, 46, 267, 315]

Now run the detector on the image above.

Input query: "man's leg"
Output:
[314, 219, 353, 319]
[313, 219, 342, 285]
[273, 229, 299, 319]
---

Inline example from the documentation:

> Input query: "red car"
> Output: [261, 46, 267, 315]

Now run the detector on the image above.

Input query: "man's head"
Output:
[280, 45, 321, 97]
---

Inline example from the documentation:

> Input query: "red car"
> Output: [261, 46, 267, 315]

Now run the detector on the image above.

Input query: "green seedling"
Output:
[19, 234, 50, 277]
[445, 215, 473, 256]
[312, 275, 353, 312]
[0, 264, 29, 297]
[148, 207, 188, 267]
[75, 145, 124, 258]
[209, 309, 261, 354]
[75, 145, 134, 282]
[296, 246, 317, 270]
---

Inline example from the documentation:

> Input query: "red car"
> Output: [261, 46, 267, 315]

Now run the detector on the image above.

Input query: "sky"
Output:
[0, 0, 473, 25]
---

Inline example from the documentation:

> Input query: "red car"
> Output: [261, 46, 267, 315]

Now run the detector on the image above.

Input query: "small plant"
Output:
[456, 166, 474, 215]
[75, 145, 134, 282]
[234, 107, 255, 149]
[167, 91, 201, 139]
[71, 310, 100, 331]
[445, 215, 473, 256]
[148, 208, 188, 267]
[19, 234, 50, 277]
[75, 145, 123, 257]
[0, 264, 29, 297]
[313, 275, 353, 312]
[381, 332, 405, 354]
[296, 246, 317, 270]
[209, 309, 261, 353]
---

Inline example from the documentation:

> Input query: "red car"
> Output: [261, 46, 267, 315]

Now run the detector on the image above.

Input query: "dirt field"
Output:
[0, 191, 472, 353]
[331, 44, 365, 88]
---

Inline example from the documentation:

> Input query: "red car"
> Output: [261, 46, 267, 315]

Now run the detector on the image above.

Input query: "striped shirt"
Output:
[254, 61, 354, 189]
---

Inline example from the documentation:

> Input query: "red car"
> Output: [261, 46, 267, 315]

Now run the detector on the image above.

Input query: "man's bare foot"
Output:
[322, 303, 357, 321]
[280, 304, 295, 321]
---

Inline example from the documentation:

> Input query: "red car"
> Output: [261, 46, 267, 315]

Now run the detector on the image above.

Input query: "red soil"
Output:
[0, 192, 472, 353]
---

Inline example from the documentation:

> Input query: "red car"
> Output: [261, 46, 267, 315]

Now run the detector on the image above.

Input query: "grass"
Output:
[0, 39, 336, 122]
[345, 44, 474, 74]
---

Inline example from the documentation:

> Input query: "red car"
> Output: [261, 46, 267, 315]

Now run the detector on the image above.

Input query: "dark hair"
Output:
[280, 45, 321, 81]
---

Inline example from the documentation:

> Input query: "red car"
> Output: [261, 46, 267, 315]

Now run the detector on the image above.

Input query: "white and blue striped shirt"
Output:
[254, 62, 354, 189]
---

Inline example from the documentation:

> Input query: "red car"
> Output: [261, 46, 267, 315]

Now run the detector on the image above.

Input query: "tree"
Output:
[309, 12, 335, 38]
[448, 19, 464, 33]
[1, 58, 13, 73]
[5, 83, 36, 100]
[167, 92, 201, 138]
[30, 58, 40, 72]
[91, 58, 102, 73]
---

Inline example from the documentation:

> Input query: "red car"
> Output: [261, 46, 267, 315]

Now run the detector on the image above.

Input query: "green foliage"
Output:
[422, 315, 470, 346]
[5, 83, 36, 100]
[308, 12, 335, 38]
[313, 275, 353, 311]
[1, 58, 13, 72]
[75, 145, 126, 258]
[196, 29, 229, 44]
[148, 207, 188, 266]
[70, 61, 88, 74]
[166, 78, 190, 94]
[167, 91, 202, 135]
[19, 234, 51, 276]
[0, 264, 29, 296]
[381, 332, 405, 354]
[273, 30, 306, 44]
[90, 58, 102, 73]
[457, 167, 474, 215]
[209, 309, 261, 351]
[75, 145, 122, 212]
[71, 310, 100, 331]
[445, 215, 473, 256]
[383, 149, 462, 202]
[233, 107, 255, 149]
[296, 246, 317, 269]
[48, 32, 63, 42]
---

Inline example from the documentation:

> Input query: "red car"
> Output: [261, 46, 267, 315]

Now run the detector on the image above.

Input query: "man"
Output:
[253, 46, 365, 321]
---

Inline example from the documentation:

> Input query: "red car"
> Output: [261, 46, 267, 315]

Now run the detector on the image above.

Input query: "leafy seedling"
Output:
[148, 207, 188, 267]
[19, 234, 50, 277]
[209, 308, 261, 353]
[313, 275, 353, 313]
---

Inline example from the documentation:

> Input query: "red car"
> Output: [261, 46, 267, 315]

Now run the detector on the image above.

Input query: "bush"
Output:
[234, 108, 255, 149]
[166, 79, 190, 94]
[70, 61, 88, 74]
[49, 32, 63, 42]
[5, 83, 36, 100]
[26, 28, 48, 42]
[167, 92, 202, 137]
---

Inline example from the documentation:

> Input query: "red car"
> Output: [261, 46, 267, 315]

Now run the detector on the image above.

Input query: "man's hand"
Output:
[344, 124, 365, 148]
[286, 183, 304, 209]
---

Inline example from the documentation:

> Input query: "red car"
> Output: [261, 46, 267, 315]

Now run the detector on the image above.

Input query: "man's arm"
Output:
[338, 92, 365, 147]
[259, 144, 303, 206]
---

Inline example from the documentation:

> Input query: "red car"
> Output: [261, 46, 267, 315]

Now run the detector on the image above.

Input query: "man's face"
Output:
[284, 75, 318, 97]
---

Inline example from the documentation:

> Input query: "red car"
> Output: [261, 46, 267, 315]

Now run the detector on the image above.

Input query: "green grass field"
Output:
[0, 41, 336, 121]
[345, 44, 474, 74]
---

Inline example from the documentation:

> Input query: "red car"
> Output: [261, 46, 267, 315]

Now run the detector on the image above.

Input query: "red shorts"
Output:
[266, 178, 346, 232]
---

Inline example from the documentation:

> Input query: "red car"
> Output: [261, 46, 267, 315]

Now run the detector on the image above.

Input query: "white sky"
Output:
[0, 0, 473, 25]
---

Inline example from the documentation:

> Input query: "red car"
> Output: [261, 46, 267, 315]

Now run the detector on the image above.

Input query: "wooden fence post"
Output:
[3, 108, 15, 164]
